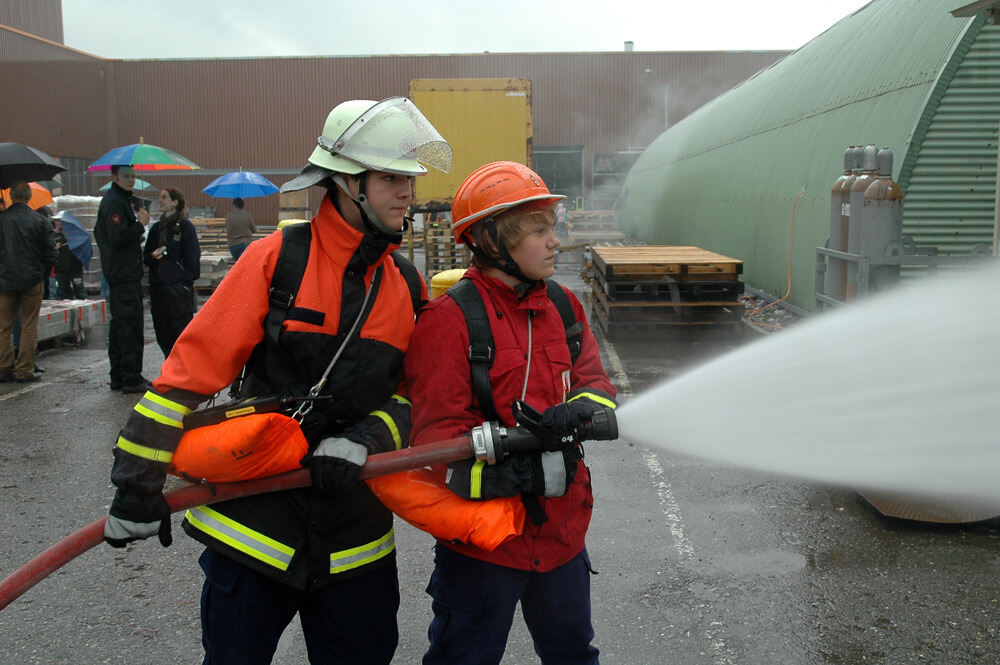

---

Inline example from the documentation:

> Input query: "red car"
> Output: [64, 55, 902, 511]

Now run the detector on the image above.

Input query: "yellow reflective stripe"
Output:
[134, 391, 191, 429]
[568, 392, 617, 410]
[371, 410, 402, 450]
[470, 460, 485, 499]
[391, 394, 411, 407]
[185, 506, 295, 571]
[116, 435, 173, 464]
[329, 528, 395, 574]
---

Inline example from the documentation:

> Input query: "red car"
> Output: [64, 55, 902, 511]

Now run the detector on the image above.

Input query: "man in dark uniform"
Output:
[94, 165, 149, 393]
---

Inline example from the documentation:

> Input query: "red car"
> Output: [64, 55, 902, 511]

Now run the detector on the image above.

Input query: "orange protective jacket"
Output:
[110, 197, 423, 589]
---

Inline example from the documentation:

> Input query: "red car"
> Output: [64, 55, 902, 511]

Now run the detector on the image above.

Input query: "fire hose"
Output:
[0, 402, 616, 612]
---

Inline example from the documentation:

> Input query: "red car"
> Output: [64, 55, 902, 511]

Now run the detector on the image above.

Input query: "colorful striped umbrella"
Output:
[86, 140, 200, 172]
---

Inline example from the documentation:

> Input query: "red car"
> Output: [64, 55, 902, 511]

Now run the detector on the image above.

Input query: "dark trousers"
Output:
[149, 282, 195, 357]
[423, 545, 599, 665]
[199, 548, 400, 665]
[107, 280, 144, 385]
[56, 271, 87, 300]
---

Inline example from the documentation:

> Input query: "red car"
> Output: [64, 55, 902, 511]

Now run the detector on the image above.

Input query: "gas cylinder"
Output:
[827, 147, 855, 302]
[861, 148, 904, 293]
[846, 145, 878, 300]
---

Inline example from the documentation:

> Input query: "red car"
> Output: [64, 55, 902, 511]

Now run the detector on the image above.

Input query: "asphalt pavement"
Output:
[1, 250, 998, 664]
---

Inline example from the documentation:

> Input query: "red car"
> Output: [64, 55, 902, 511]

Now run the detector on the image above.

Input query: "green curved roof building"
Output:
[619, 0, 1000, 312]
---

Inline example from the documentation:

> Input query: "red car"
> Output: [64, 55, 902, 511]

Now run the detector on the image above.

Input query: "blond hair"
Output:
[467, 202, 556, 269]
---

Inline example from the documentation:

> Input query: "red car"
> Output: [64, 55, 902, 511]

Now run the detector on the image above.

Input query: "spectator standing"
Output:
[143, 187, 200, 357]
[224, 197, 256, 261]
[0, 181, 56, 383]
[52, 213, 87, 299]
[94, 165, 149, 393]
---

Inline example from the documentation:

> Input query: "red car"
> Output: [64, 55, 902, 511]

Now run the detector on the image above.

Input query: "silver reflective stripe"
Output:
[134, 391, 190, 429]
[185, 506, 295, 571]
[541, 451, 567, 497]
[329, 528, 395, 574]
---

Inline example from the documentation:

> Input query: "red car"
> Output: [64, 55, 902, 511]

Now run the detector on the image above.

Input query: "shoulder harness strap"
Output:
[265, 223, 311, 347]
[445, 278, 500, 421]
[545, 279, 583, 365]
[390, 250, 426, 313]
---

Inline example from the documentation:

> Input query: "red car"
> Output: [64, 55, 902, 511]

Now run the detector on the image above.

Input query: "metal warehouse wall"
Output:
[0, 21, 786, 222]
[103, 51, 787, 218]
[0, 0, 62, 45]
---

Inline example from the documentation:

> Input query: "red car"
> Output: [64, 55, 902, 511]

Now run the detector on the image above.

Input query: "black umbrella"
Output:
[0, 142, 66, 189]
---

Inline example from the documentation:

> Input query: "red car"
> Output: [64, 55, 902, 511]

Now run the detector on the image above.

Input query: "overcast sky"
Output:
[61, 0, 875, 59]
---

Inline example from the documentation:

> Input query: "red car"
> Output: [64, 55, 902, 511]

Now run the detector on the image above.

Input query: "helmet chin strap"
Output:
[467, 218, 538, 298]
[331, 173, 405, 243]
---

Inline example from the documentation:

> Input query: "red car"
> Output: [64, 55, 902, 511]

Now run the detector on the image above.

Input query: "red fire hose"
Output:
[0, 435, 472, 613]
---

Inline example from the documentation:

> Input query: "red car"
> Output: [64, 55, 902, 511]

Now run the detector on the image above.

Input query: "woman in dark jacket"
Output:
[143, 187, 200, 356]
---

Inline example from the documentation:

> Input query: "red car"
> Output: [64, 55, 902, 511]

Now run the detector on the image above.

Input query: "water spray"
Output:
[617, 261, 1000, 507]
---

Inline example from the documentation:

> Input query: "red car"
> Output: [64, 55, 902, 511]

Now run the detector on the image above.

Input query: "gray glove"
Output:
[104, 488, 172, 548]
[307, 437, 368, 495]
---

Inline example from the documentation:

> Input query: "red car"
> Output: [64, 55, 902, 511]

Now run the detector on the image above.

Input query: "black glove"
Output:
[306, 437, 367, 495]
[539, 400, 596, 451]
[104, 488, 172, 548]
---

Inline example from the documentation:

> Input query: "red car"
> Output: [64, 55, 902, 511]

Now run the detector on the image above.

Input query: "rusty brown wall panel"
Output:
[111, 52, 786, 165]
[0, 0, 63, 45]
[106, 52, 786, 218]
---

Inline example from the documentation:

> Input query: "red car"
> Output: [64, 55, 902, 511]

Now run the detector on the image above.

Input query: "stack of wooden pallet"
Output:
[190, 217, 271, 254]
[423, 221, 471, 277]
[585, 245, 745, 336]
[566, 210, 624, 246]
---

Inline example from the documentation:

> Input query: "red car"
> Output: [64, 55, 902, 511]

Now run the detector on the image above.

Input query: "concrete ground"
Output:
[1, 245, 999, 664]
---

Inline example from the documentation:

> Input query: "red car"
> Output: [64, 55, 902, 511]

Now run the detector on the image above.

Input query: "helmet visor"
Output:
[316, 97, 452, 175]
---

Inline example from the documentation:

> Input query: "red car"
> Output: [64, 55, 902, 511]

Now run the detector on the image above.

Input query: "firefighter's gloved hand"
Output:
[308, 437, 367, 495]
[104, 488, 172, 548]
[539, 401, 594, 451]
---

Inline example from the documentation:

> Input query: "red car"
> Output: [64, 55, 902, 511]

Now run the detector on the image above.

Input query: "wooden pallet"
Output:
[591, 246, 742, 281]
[585, 245, 745, 335]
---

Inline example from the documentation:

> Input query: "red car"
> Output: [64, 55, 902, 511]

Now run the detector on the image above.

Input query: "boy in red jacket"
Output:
[405, 162, 617, 665]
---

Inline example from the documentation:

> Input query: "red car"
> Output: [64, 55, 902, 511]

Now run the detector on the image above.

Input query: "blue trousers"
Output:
[423, 544, 599, 665]
[199, 548, 400, 665]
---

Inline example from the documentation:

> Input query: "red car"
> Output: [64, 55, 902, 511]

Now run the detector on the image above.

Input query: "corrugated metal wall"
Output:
[899, 20, 1000, 256]
[0, 12, 787, 223]
[0, 0, 62, 46]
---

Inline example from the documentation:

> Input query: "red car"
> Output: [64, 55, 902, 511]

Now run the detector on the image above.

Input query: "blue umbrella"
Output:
[53, 211, 93, 269]
[202, 171, 279, 199]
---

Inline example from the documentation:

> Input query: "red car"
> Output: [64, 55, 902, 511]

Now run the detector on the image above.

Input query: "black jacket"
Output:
[94, 183, 144, 285]
[0, 202, 56, 291]
[54, 230, 83, 276]
[143, 214, 201, 285]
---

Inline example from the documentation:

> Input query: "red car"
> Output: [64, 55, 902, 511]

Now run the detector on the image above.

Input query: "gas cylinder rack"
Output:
[816, 145, 995, 308]
[585, 245, 745, 337]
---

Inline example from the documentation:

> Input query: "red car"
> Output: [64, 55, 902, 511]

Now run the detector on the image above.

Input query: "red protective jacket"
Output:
[404, 267, 616, 572]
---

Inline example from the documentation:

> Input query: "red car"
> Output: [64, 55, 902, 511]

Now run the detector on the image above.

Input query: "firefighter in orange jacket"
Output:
[102, 98, 451, 665]
[404, 162, 617, 665]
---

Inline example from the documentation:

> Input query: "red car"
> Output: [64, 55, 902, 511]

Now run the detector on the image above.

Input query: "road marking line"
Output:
[603, 333, 727, 663]
[601, 335, 694, 559]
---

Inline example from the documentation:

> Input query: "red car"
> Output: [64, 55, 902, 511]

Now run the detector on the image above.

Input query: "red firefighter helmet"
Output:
[451, 161, 565, 245]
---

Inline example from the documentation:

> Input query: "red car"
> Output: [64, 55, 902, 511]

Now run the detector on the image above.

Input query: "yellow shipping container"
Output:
[409, 78, 533, 212]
